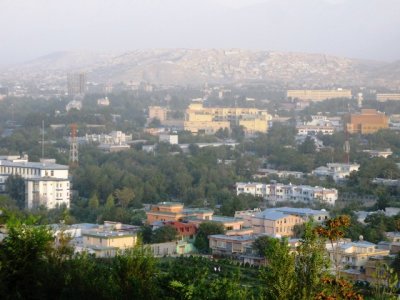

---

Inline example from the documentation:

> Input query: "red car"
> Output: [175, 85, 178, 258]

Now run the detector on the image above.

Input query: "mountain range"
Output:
[1, 49, 399, 88]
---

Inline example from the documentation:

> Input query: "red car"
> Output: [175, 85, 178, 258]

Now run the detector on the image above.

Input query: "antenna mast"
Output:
[41, 120, 45, 159]
[343, 105, 350, 164]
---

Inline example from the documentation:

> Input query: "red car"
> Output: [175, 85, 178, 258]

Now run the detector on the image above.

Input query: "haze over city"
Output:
[1, 0, 400, 65]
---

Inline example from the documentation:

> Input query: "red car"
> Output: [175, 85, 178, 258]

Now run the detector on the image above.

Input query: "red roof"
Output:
[162, 221, 197, 236]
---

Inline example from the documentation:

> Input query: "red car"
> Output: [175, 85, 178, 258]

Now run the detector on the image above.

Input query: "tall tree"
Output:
[5, 175, 25, 209]
[194, 222, 225, 254]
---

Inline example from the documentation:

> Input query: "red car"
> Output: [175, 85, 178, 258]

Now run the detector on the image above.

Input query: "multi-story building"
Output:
[253, 169, 305, 179]
[296, 125, 335, 135]
[251, 210, 303, 236]
[312, 163, 360, 182]
[376, 93, 400, 102]
[159, 133, 179, 145]
[265, 207, 329, 223]
[344, 109, 389, 134]
[0, 155, 70, 209]
[327, 241, 390, 275]
[83, 131, 132, 145]
[234, 208, 262, 227]
[287, 89, 352, 102]
[145, 202, 213, 224]
[148, 106, 169, 123]
[67, 72, 86, 97]
[184, 102, 270, 135]
[236, 182, 338, 205]
[362, 149, 393, 158]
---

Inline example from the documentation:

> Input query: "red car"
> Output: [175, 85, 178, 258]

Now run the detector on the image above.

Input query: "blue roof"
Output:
[270, 207, 328, 216]
[254, 210, 291, 221]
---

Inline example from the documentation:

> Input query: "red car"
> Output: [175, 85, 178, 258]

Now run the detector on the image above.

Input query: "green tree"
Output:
[5, 175, 25, 209]
[0, 218, 54, 299]
[194, 222, 225, 254]
[105, 194, 115, 210]
[253, 235, 270, 257]
[152, 225, 178, 243]
[295, 222, 330, 300]
[259, 237, 296, 300]
[88, 194, 100, 209]
[115, 187, 135, 208]
[112, 246, 159, 300]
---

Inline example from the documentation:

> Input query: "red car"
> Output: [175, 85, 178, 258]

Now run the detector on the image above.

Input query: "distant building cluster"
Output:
[376, 93, 400, 102]
[0, 155, 70, 209]
[236, 182, 338, 205]
[287, 89, 352, 102]
[184, 102, 270, 135]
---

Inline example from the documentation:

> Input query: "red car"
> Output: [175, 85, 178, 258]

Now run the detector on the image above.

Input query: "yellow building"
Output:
[82, 229, 137, 257]
[376, 93, 400, 102]
[184, 102, 269, 135]
[145, 202, 213, 224]
[148, 106, 169, 122]
[251, 210, 304, 237]
[344, 109, 389, 134]
[287, 89, 352, 102]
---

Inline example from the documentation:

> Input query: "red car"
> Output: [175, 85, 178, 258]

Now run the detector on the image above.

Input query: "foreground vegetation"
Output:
[1, 214, 400, 299]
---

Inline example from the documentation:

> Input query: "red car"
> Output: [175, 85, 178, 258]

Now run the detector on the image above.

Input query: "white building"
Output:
[66, 100, 82, 112]
[236, 182, 338, 205]
[0, 156, 70, 209]
[363, 149, 392, 158]
[253, 168, 305, 179]
[296, 125, 335, 136]
[159, 133, 178, 145]
[312, 163, 360, 182]
[97, 97, 110, 106]
[83, 131, 132, 145]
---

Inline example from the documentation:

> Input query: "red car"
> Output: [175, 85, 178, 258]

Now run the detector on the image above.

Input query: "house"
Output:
[145, 202, 213, 224]
[81, 222, 139, 257]
[251, 210, 303, 237]
[312, 163, 360, 182]
[327, 241, 390, 275]
[208, 234, 257, 256]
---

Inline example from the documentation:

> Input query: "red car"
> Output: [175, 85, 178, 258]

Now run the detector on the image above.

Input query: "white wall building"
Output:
[312, 163, 360, 182]
[159, 133, 179, 145]
[0, 156, 70, 209]
[236, 182, 338, 205]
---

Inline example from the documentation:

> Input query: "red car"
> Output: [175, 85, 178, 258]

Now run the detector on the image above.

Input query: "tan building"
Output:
[327, 241, 390, 275]
[376, 93, 400, 102]
[145, 202, 213, 224]
[287, 89, 352, 102]
[184, 102, 269, 135]
[148, 106, 169, 122]
[82, 229, 137, 257]
[344, 109, 389, 134]
[251, 210, 303, 237]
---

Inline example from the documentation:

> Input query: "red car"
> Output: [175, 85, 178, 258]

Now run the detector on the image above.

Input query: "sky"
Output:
[1, 0, 399, 65]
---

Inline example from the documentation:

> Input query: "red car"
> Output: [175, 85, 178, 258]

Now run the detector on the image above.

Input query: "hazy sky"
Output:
[1, 0, 399, 65]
